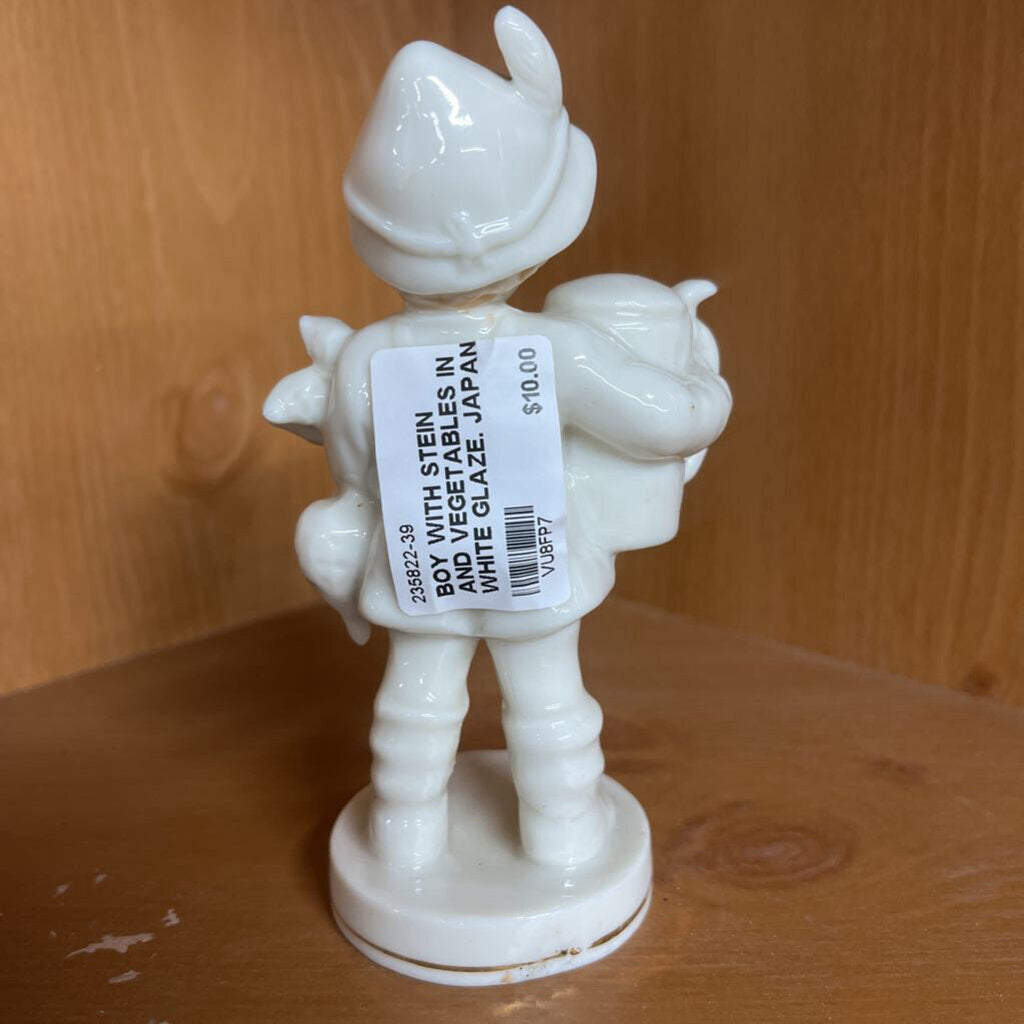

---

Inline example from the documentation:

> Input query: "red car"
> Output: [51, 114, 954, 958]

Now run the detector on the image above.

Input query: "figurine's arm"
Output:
[264, 319, 384, 646]
[555, 326, 732, 460]
[326, 324, 386, 493]
[293, 326, 393, 646]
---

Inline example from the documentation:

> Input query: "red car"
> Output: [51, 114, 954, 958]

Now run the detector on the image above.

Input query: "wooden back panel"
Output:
[0, 0, 445, 690]
[458, 0, 1024, 702]
[3, 0, 1022, 701]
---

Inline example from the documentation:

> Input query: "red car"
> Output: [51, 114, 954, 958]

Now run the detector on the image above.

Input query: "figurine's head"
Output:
[343, 6, 596, 299]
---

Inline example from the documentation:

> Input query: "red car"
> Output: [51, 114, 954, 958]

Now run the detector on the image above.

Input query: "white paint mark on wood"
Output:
[53, 883, 70, 897]
[108, 970, 139, 984]
[66, 933, 154, 957]
[162, 908, 180, 927]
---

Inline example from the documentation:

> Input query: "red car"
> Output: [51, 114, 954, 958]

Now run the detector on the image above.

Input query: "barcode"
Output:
[503, 505, 541, 597]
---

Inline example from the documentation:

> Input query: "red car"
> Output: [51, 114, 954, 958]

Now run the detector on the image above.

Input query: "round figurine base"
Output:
[329, 750, 652, 987]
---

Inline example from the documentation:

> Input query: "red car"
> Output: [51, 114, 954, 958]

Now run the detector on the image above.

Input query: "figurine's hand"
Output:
[295, 491, 375, 646]
[675, 286, 727, 478]
[660, 361, 732, 460]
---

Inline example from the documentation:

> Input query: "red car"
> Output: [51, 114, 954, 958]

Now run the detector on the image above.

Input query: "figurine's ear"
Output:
[494, 6, 562, 113]
[299, 315, 351, 372]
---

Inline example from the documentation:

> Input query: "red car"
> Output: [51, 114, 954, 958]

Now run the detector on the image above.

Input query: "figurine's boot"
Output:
[369, 630, 477, 871]
[488, 623, 611, 867]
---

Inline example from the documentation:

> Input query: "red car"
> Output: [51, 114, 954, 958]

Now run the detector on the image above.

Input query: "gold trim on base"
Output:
[340, 891, 650, 975]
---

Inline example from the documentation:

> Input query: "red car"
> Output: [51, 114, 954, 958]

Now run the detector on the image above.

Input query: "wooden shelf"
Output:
[3, 599, 1022, 1022]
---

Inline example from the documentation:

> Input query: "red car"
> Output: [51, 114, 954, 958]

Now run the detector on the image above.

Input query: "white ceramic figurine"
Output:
[265, 6, 730, 986]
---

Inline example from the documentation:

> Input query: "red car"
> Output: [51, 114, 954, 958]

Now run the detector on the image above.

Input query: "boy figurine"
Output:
[265, 6, 730, 983]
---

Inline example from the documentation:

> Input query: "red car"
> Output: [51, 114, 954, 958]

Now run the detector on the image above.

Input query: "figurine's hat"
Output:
[343, 6, 596, 295]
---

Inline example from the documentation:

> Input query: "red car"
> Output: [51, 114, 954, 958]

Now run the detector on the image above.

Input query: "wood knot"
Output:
[670, 802, 855, 889]
[162, 362, 253, 493]
[960, 664, 998, 698]
[868, 757, 926, 785]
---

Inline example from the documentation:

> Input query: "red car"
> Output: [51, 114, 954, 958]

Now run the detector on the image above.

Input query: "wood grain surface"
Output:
[3, 598, 1023, 1022]
[455, 0, 1024, 699]
[3, 1, 1023, 699]
[0, 0, 448, 691]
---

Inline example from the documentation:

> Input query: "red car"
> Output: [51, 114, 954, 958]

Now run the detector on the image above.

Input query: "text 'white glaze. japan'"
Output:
[264, 4, 731, 986]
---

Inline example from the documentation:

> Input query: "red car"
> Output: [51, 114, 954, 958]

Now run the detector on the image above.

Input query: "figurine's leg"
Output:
[369, 630, 477, 871]
[487, 623, 610, 867]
